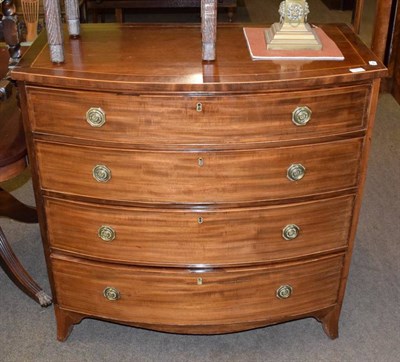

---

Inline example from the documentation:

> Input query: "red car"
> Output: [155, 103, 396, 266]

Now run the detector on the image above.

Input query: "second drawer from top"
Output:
[35, 138, 363, 204]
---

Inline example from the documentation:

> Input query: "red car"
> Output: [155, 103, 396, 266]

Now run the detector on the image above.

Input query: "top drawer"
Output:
[26, 85, 369, 146]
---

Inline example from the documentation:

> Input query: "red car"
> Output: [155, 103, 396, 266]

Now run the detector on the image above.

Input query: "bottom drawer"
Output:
[52, 254, 343, 329]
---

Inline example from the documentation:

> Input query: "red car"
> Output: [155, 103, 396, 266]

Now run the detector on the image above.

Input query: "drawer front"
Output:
[27, 85, 369, 145]
[36, 138, 363, 203]
[46, 195, 354, 266]
[52, 254, 343, 327]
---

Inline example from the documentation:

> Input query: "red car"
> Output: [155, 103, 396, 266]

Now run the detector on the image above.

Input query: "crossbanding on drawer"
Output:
[27, 85, 369, 145]
[45, 195, 354, 266]
[51, 254, 343, 328]
[35, 138, 363, 204]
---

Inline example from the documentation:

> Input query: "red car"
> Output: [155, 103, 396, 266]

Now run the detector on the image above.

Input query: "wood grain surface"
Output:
[35, 138, 363, 204]
[51, 253, 343, 329]
[45, 195, 354, 266]
[11, 24, 387, 92]
[27, 85, 369, 146]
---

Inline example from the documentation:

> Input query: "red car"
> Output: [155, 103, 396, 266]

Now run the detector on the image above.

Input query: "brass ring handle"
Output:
[292, 106, 312, 126]
[86, 107, 106, 127]
[92, 164, 112, 183]
[98, 225, 116, 242]
[282, 224, 300, 240]
[276, 285, 293, 299]
[103, 287, 120, 301]
[287, 163, 306, 181]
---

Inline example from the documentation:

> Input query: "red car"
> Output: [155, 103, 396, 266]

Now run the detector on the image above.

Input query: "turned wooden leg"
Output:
[115, 8, 123, 23]
[318, 308, 340, 339]
[0, 227, 52, 306]
[91, 9, 98, 23]
[227, 6, 235, 22]
[1, 0, 21, 64]
[54, 305, 85, 341]
[43, 0, 64, 63]
[79, 0, 87, 23]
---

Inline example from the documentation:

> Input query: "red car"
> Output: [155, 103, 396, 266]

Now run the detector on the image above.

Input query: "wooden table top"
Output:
[11, 23, 387, 92]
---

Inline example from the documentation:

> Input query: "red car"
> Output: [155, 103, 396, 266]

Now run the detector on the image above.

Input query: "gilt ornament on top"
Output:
[265, 0, 322, 50]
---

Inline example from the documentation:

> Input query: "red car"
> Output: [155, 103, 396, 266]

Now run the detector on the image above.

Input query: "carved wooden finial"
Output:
[1, 0, 21, 63]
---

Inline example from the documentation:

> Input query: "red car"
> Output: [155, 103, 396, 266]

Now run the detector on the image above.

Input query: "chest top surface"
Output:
[11, 23, 386, 93]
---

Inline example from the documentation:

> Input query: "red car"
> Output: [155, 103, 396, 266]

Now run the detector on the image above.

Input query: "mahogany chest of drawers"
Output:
[12, 23, 387, 341]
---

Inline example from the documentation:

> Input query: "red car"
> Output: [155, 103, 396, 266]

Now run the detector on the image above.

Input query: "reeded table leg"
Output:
[0, 188, 52, 307]
[0, 227, 52, 306]
[0, 187, 37, 223]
